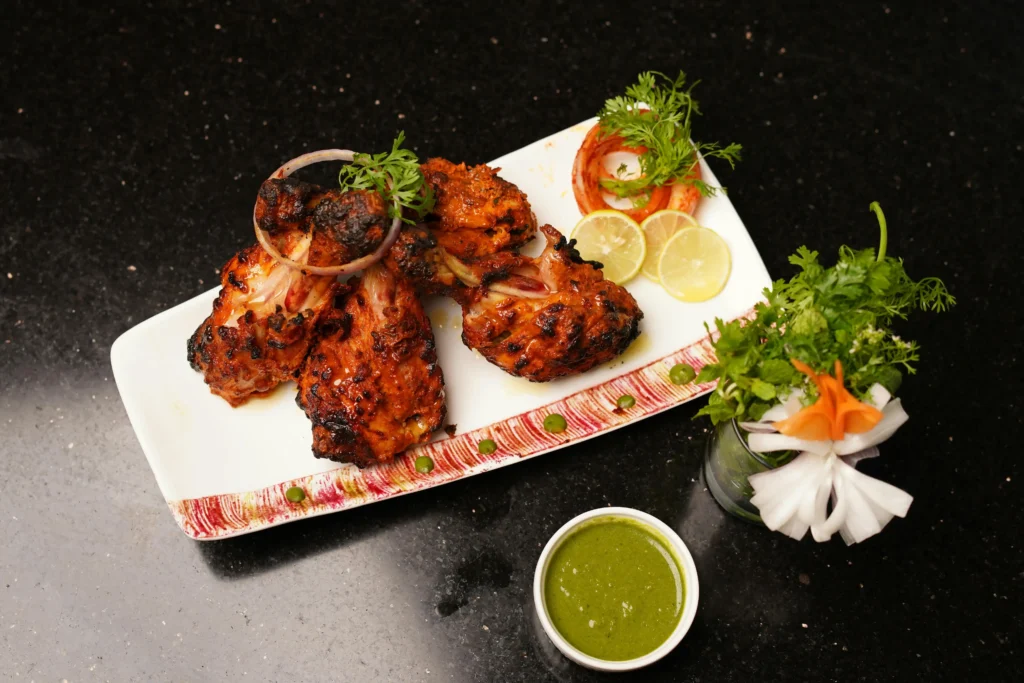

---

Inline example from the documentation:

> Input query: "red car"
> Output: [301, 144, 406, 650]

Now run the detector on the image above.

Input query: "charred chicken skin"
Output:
[460, 225, 644, 382]
[418, 158, 537, 260]
[254, 178, 390, 267]
[384, 221, 524, 302]
[385, 159, 537, 297]
[187, 181, 390, 406]
[297, 264, 446, 467]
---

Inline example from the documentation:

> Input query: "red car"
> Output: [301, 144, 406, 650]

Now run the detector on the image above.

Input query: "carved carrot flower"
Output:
[738, 360, 912, 545]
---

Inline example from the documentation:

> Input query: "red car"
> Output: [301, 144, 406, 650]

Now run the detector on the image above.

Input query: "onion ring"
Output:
[252, 149, 402, 276]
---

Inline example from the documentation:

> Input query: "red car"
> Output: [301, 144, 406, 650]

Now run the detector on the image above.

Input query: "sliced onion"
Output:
[441, 250, 481, 286]
[252, 149, 402, 276]
[489, 281, 550, 300]
[440, 249, 550, 299]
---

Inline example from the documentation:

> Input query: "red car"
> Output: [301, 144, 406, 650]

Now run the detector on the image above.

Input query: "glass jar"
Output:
[702, 419, 792, 524]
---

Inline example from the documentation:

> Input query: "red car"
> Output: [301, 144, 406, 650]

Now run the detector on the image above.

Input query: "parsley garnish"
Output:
[338, 131, 434, 223]
[598, 71, 742, 205]
[696, 202, 955, 424]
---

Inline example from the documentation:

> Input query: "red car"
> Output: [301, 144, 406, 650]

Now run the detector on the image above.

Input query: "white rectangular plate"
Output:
[111, 118, 770, 539]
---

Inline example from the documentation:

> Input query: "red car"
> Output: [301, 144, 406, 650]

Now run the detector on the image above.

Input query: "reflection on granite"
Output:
[1, 1, 1020, 681]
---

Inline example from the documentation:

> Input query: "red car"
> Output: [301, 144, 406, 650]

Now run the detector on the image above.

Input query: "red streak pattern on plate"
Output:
[170, 311, 750, 540]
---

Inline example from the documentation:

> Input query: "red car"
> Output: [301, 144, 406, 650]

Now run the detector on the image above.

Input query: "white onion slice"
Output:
[252, 149, 402, 276]
[441, 250, 482, 286]
[441, 249, 550, 300]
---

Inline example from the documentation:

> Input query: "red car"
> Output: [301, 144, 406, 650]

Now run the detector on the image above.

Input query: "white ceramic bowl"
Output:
[532, 507, 700, 672]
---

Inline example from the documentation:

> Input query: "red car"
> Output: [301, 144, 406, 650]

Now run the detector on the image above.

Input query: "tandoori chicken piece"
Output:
[187, 181, 390, 406]
[186, 240, 344, 406]
[459, 225, 644, 382]
[254, 178, 390, 267]
[296, 264, 446, 467]
[419, 158, 537, 259]
[384, 221, 523, 302]
[384, 159, 536, 296]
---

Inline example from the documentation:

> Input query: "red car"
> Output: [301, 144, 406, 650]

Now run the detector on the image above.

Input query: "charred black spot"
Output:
[203, 326, 214, 343]
[559, 237, 601, 268]
[217, 325, 230, 339]
[371, 330, 384, 354]
[227, 271, 245, 291]
[225, 349, 234, 359]
[480, 266, 514, 287]
[320, 413, 359, 445]
[507, 342, 522, 352]
[537, 310, 559, 337]
[514, 356, 529, 371]
[267, 338, 287, 350]
[244, 310, 255, 324]
[268, 313, 285, 332]
[249, 346, 262, 360]
[290, 313, 305, 326]
[186, 335, 200, 369]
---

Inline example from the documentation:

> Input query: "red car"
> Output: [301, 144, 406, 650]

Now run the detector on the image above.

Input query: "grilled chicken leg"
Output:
[187, 181, 389, 406]
[297, 264, 446, 466]
[460, 225, 643, 381]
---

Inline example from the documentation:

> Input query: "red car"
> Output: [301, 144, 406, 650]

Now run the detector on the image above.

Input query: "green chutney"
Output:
[543, 516, 685, 661]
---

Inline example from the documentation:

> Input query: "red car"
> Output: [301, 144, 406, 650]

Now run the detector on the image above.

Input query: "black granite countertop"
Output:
[2, 2, 1021, 681]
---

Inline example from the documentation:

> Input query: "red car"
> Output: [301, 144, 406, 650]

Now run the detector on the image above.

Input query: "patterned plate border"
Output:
[170, 310, 751, 540]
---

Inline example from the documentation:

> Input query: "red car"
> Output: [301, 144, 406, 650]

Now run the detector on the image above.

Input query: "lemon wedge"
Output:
[658, 227, 731, 302]
[570, 210, 646, 285]
[639, 209, 699, 281]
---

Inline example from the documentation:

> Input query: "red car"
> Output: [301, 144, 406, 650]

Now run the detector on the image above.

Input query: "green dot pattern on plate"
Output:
[285, 486, 306, 503]
[414, 455, 435, 473]
[543, 414, 568, 433]
[669, 363, 696, 385]
[478, 439, 497, 455]
[616, 394, 636, 409]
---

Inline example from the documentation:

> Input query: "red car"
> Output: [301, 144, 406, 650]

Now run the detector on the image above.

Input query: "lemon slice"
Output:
[639, 209, 699, 281]
[658, 227, 731, 302]
[570, 210, 646, 284]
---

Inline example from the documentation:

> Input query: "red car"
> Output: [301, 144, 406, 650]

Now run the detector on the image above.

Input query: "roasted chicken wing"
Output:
[187, 181, 390, 406]
[297, 264, 446, 466]
[460, 225, 643, 381]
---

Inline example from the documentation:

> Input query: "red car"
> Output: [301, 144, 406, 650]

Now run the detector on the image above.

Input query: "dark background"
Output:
[2, 1, 1021, 681]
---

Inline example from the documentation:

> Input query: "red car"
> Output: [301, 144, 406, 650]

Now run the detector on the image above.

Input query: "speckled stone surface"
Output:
[1, 2, 1021, 681]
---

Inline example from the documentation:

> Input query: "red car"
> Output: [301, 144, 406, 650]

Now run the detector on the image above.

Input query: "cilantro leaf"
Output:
[338, 131, 434, 223]
[596, 71, 741, 206]
[697, 203, 953, 424]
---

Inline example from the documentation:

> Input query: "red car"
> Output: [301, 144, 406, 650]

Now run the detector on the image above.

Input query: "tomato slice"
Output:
[571, 122, 702, 220]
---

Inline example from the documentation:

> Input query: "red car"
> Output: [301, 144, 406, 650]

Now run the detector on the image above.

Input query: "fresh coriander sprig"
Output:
[338, 131, 434, 223]
[694, 203, 954, 425]
[597, 71, 742, 205]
